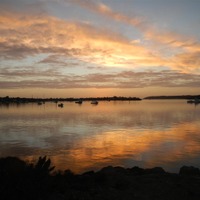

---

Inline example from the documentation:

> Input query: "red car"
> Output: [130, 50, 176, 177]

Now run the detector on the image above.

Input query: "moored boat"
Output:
[91, 100, 98, 105]
[187, 99, 200, 104]
[75, 100, 82, 104]
[58, 103, 64, 107]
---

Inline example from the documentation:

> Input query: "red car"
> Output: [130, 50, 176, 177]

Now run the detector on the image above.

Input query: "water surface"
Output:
[0, 100, 200, 173]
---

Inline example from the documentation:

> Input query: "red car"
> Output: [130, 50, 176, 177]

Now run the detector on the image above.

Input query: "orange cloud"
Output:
[70, 0, 200, 73]
[1, 1, 200, 94]
[0, 10, 164, 69]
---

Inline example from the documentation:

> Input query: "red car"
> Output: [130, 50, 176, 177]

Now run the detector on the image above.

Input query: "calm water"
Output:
[0, 100, 200, 173]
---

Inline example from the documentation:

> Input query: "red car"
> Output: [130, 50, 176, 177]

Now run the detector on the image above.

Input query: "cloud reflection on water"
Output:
[0, 100, 200, 173]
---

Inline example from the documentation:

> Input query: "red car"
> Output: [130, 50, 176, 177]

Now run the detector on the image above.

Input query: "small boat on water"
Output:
[187, 99, 200, 104]
[58, 103, 64, 107]
[75, 100, 83, 104]
[37, 102, 42, 105]
[91, 100, 98, 105]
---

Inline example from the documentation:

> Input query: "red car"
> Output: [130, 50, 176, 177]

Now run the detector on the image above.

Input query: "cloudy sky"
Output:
[0, 0, 200, 98]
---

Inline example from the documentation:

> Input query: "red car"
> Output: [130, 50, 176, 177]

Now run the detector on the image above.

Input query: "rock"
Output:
[82, 170, 94, 176]
[179, 166, 200, 176]
[144, 167, 166, 174]
[113, 166, 127, 174]
[129, 166, 145, 175]
[99, 166, 115, 174]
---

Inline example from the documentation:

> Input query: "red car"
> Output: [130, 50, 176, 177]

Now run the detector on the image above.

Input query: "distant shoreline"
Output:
[0, 95, 200, 104]
[0, 96, 142, 104]
[144, 95, 200, 100]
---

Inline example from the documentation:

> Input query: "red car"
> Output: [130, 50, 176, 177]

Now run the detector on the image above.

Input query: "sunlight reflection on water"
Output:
[0, 100, 200, 173]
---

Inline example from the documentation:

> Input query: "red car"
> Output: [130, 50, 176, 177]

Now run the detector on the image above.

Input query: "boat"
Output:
[58, 103, 64, 107]
[91, 100, 98, 105]
[187, 100, 194, 103]
[37, 102, 42, 105]
[75, 100, 82, 104]
[187, 99, 200, 104]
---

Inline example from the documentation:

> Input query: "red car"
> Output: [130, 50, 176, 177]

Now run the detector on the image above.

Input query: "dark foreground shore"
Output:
[1, 156, 200, 200]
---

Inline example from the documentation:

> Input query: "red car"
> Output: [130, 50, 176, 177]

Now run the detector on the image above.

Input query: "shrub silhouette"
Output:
[30, 156, 55, 176]
[0, 156, 56, 200]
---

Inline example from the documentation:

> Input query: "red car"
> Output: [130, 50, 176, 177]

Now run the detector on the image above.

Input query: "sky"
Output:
[0, 0, 200, 98]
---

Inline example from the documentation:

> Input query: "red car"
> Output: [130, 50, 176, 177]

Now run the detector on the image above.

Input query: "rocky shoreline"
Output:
[1, 156, 200, 200]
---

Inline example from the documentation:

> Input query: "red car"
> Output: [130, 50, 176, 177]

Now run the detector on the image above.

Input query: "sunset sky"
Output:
[0, 0, 200, 98]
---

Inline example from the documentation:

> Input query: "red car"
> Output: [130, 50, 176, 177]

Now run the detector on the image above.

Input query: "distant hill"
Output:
[144, 95, 200, 100]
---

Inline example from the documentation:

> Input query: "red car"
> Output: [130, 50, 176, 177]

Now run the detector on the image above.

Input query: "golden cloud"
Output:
[70, 0, 200, 73]
[0, 10, 164, 69]
[0, 1, 200, 83]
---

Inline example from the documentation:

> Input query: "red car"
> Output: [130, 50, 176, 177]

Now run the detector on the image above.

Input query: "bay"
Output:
[0, 100, 200, 173]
